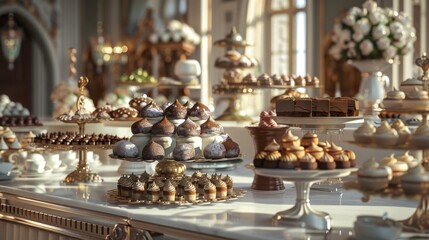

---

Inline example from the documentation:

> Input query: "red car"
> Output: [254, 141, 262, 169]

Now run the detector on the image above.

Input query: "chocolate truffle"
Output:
[151, 116, 175, 136]
[139, 101, 163, 118]
[200, 117, 224, 135]
[176, 118, 201, 137]
[142, 140, 165, 160]
[204, 141, 226, 159]
[113, 140, 139, 158]
[164, 99, 187, 120]
[129, 95, 154, 111]
[173, 143, 196, 161]
[222, 136, 240, 158]
[187, 102, 211, 121]
[131, 118, 153, 134]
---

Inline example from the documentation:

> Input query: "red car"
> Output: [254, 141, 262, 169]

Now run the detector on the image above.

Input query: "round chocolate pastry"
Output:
[257, 73, 272, 86]
[173, 143, 196, 161]
[222, 136, 240, 158]
[187, 102, 211, 121]
[111, 107, 139, 118]
[242, 73, 257, 86]
[113, 140, 139, 158]
[204, 141, 226, 159]
[131, 118, 153, 134]
[139, 101, 163, 118]
[176, 118, 201, 137]
[129, 95, 153, 111]
[142, 140, 165, 160]
[271, 74, 283, 85]
[151, 116, 175, 136]
[164, 99, 187, 120]
[200, 117, 224, 135]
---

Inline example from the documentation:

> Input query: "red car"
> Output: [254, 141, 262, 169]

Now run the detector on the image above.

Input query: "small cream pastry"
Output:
[326, 142, 343, 157]
[333, 151, 350, 169]
[358, 158, 392, 191]
[286, 145, 305, 159]
[301, 131, 319, 148]
[373, 121, 398, 146]
[397, 151, 420, 168]
[412, 123, 429, 148]
[281, 130, 301, 149]
[399, 78, 423, 92]
[204, 181, 216, 200]
[353, 121, 376, 144]
[395, 125, 411, 145]
[299, 152, 317, 170]
[305, 142, 324, 160]
[404, 87, 429, 110]
[401, 165, 429, 195]
[390, 119, 405, 131]
[379, 154, 409, 185]
[317, 152, 336, 170]
[278, 152, 298, 169]
[382, 88, 405, 109]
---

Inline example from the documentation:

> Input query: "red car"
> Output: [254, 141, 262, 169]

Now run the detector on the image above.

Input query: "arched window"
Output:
[267, 0, 307, 75]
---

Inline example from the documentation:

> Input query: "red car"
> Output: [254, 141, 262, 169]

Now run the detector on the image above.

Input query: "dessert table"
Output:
[0, 163, 423, 240]
[0, 120, 426, 239]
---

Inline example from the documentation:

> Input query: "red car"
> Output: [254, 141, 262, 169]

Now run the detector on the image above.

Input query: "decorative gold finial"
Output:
[415, 52, 429, 74]
[76, 76, 89, 111]
[69, 48, 77, 80]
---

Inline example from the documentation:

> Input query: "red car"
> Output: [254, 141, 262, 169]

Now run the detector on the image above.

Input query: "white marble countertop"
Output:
[0, 162, 424, 240]
[1, 120, 427, 239]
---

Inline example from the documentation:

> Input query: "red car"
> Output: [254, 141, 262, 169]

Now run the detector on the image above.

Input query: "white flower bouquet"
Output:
[329, 0, 416, 61]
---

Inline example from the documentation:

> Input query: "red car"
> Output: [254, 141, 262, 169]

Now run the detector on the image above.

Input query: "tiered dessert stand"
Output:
[254, 167, 356, 230]
[213, 27, 258, 122]
[345, 54, 429, 233]
[34, 77, 112, 183]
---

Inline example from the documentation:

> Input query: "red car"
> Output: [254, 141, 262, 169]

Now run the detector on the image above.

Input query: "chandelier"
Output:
[1, 13, 23, 70]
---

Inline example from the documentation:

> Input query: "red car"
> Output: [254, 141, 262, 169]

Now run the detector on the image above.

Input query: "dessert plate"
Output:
[20, 167, 53, 178]
[183, 157, 243, 170]
[0, 170, 20, 181]
[274, 116, 362, 127]
[254, 168, 358, 181]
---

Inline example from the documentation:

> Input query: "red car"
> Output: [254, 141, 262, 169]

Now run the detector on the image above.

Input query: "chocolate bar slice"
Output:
[276, 98, 295, 116]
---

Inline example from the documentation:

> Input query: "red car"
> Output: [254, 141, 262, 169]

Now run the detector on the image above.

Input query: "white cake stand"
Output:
[254, 168, 357, 231]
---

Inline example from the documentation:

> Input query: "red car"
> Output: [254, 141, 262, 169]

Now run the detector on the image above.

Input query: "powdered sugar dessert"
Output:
[379, 154, 408, 185]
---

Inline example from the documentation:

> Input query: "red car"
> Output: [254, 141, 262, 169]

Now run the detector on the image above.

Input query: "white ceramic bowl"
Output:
[354, 215, 401, 240]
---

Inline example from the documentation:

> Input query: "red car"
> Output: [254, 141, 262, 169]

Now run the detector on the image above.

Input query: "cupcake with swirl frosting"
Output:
[184, 181, 197, 202]
[353, 121, 376, 143]
[162, 180, 176, 202]
[147, 182, 160, 202]
[132, 180, 146, 201]
[373, 121, 398, 146]
[301, 131, 319, 148]
[263, 139, 281, 168]
[333, 151, 350, 169]
[306, 142, 324, 160]
[318, 152, 336, 170]
[358, 158, 392, 191]
[253, 151, 267, 168]
[299, 152, 317, 170]
[204, 181, 216, 200]
[281, 130, 300, 149]
[278, 152, 298, 169]
[286, 145, 305, 159]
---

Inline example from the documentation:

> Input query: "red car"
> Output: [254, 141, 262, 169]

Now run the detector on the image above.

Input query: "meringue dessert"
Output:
[357, 158, 392, 191]
[411, 123, 429, 148]
[353, 121, 376, 144]
[397, 151, 420, 168]
[373, 121, 398, 146]
[401, 165, 429, 195]
[379, 154, 409, 185]
[382, 88, 405, 109]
